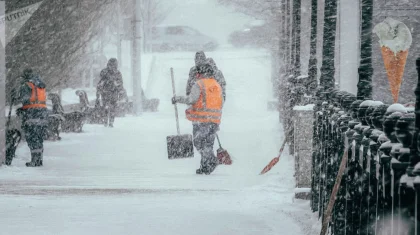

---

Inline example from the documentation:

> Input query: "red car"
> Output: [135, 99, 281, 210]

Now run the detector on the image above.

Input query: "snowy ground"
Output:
[0, 48, 318, 235]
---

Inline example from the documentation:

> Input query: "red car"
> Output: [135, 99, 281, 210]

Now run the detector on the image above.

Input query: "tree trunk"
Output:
[357, 0, 373, 100]
[293, 0, 301, 77]
[308, 0, 318, 95]
[286, 0, 292, 74]
[319, 0, 338, 91]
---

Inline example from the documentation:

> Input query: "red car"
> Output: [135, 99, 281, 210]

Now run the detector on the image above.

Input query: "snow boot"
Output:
[196, 167, 205, 174]
[204, 162, 218, 175]
[26, 153, 36, 167]
[26, 153, 42, 167]
[37, 152, 43, 166]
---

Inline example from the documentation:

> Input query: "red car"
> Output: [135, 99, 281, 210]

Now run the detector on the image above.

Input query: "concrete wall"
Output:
[0, 0, 5, 165]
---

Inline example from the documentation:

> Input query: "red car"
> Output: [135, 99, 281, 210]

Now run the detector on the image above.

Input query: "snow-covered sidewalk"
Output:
[0, 49, 317, 235]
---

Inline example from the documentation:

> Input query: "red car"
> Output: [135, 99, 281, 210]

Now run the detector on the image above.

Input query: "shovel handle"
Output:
[216, 134, 222, 148]
[278, 138, 287, 156]
[170, 68, 180, 135]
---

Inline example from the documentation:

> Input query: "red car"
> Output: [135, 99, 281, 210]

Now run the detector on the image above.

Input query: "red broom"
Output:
[260, 139, 287, 175]
[216, 134, 232, 165]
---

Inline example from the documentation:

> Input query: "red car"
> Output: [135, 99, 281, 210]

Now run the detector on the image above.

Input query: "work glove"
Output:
[172, 96, 183, 104]
[15, 107, 23, 117]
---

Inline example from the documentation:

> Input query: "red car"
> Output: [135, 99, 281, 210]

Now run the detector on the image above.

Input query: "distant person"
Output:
[172, 63, 224, 175]
[16, 68, 48, 167]
[97, 58, 124, 127]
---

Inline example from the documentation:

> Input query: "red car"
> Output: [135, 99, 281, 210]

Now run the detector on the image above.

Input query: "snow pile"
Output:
[386, 103, 407, 113]
[360, 100, 375, 107]
[293, 104, 315, 111]
[294, 188, 311, 193]
[373, 101, 384, 106]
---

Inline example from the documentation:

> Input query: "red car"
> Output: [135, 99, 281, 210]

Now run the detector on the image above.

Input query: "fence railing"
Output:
[310, 57, 420, 234]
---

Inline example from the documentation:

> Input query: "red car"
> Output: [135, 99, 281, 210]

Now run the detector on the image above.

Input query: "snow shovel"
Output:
[319, 148, 349, 235]
[216, 134, 232, 165]
[260, 139, 287, 175]
[166, 68, 194, 160]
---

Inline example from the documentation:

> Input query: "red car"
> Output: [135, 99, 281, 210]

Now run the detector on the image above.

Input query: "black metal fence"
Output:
[310, 57, 420, 235]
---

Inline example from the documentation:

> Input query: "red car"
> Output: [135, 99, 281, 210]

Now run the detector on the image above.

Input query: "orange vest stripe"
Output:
[186, 78, 223, 124]
[22, 82, 47, 109]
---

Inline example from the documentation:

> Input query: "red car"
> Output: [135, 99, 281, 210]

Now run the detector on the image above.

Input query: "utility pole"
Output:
[117, 0, 122, 68]
[357, 0, 373, 100]
[132, 0, 143, 115]
[0, 0, 5, 166]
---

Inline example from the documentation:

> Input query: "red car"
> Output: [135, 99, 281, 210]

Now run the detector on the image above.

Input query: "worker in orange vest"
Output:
[16, 68, 49, 167]
[172, 63, 224, 175]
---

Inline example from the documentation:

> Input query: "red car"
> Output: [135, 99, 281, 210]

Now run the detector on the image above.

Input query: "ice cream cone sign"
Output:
[373, 18, 413, 103]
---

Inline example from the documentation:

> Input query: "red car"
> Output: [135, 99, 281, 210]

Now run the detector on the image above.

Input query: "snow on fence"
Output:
[309, 58, 420, 234]
[293, 104, 314, 200]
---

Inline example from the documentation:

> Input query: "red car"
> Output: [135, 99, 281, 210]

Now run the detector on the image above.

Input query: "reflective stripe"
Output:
[187, 114, 221, 120]
[25, 119, 48, 125]
[198, 80, 206, 108]
[31, 149, 43, 154]
[187, 115, 220, 124]
[190, 108, 222, 113]
[188, 110, 221, 117]
[34, 84, 38, 102]
[22, 103, 47, 109]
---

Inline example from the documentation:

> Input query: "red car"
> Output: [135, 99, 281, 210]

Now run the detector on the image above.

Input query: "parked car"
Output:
[228, 21, 278, 49]
[148, 25, 219, 52]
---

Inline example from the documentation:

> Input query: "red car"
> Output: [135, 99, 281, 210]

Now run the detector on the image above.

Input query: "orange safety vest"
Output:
[22, 82, 47, 109]
[186, 78, 223, 124]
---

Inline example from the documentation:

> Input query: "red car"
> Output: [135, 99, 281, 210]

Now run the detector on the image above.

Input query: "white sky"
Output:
[161, 0, 254, 45]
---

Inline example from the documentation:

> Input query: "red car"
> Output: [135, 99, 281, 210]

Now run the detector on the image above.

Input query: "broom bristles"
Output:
[217, 148, 232, 165]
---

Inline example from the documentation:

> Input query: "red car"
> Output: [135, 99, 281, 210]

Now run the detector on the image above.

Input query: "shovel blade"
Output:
[260, 157, 280, 175]
[166, 134, 194, 159]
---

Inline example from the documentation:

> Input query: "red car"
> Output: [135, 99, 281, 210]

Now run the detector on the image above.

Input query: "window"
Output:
[183, 27, 200, 36]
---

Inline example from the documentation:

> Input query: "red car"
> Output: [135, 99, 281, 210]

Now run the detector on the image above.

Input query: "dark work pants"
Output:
[104, 98, 117, 125]
[193, 123, 218, 169]
[23, 124, 46, 155]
